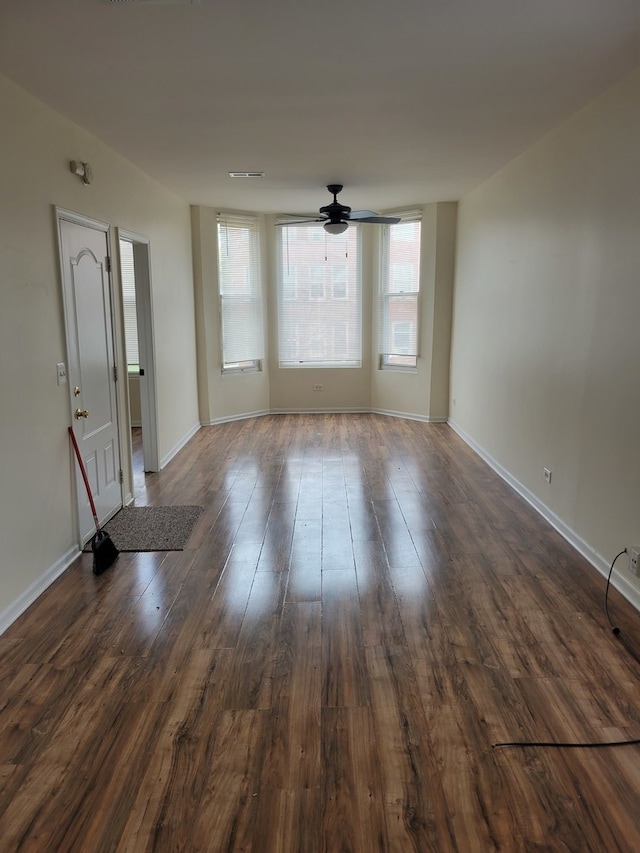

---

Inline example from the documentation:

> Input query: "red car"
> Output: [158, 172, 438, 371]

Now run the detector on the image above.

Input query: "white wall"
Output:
[0, 76, 199, 628]
[450, 69, 640, 599]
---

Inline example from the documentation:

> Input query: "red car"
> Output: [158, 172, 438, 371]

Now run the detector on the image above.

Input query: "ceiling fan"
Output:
[279, 184, 401, 234]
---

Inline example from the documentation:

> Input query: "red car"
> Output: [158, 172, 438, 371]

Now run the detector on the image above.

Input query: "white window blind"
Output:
[277, 225, 361, 367]
[119, 239, 139, 371]
[217, 214, 264, 371]
[379, 213, 421, 369]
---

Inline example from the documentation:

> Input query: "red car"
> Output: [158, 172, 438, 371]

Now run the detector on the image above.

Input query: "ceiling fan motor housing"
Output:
[274, 184, 400, 229]
[320, 183, 351, 222]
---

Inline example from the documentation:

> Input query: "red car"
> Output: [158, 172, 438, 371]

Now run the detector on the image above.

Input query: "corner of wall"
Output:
[190, 205, 218, 423]
[429, 201, 457, 419]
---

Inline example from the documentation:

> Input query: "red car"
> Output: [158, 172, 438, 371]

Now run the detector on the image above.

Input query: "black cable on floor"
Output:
[604, 548, 627, 635]
[493, 738, 640, 750]
[493, 548, 640, 751]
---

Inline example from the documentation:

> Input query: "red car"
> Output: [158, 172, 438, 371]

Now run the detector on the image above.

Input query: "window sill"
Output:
[279, 362, 362, 369]
[378, 364, 418, 373]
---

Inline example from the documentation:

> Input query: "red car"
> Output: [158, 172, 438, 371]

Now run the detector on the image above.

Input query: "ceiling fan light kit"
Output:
[324, 221, 349, 235]
[278, 184, 401, 235]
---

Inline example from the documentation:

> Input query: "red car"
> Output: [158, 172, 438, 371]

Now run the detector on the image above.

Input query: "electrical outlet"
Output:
[630, 547, 640, 577]
[543, 467, 552, 483]
[313, 384, 324, 391]
[56, 362, 67, 385]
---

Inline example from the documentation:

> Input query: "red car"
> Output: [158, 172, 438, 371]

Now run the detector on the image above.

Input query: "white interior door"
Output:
[58, 210, 122, 543]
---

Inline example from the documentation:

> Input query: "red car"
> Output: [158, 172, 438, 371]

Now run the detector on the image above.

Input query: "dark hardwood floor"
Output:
[1, 414, 639, 851]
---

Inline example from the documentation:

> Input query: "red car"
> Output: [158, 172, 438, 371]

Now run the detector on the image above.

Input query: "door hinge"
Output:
[113, 364, 118, 382]
[105, 256, 112, 273]
[119, 469, 124, 485]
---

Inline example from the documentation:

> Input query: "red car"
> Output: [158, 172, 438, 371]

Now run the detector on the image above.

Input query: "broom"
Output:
[68, 426, 119, 575]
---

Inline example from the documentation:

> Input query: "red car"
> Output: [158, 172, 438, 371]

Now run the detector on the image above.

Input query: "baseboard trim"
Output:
[448, 419, 640, 613]
[202, 409, 271, 426]
[159, 422, 201, 469]
[269, 407, 371, 416]
[371, 407, 448, 423]
[202, 407, 448, 423]
[0, 546, 79, 636]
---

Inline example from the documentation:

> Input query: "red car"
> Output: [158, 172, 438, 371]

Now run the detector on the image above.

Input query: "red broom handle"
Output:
[68, 426, 100, 529]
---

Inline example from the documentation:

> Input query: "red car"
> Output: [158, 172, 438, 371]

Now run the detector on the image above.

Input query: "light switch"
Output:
[57, 362, 67, 386]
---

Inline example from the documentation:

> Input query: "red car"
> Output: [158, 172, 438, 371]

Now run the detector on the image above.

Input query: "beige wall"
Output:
[450, 69, 640, 600]
[0, 76, 199, 625]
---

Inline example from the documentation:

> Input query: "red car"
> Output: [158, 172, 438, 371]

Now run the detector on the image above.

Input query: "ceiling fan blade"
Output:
[275, 218, 325, 226]
[277, 189, 400, 227]
[349, 214, 401, 224]
[278, 212, 327, 219]
[347, 210, 380, 219]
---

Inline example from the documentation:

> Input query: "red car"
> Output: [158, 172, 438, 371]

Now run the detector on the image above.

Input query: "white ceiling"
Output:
[1, 0, 638, 215]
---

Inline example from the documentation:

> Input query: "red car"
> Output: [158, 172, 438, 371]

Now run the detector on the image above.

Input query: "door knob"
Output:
[74, 408, 89, 419]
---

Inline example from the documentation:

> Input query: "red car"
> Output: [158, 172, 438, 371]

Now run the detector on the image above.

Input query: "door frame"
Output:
[116, 229, 160, 473]
[55, 206, 125, 541]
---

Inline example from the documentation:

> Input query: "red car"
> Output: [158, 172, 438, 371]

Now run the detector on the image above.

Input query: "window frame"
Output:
[216, 213, 264, 375]
[276, 223, 362, 369]
[378, 211, 422, 371]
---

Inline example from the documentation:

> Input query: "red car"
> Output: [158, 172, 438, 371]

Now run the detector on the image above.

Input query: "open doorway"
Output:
[117, 230, 159, 478]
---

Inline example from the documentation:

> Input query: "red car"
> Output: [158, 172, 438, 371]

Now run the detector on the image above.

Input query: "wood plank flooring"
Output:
[1, 414, 640, 851]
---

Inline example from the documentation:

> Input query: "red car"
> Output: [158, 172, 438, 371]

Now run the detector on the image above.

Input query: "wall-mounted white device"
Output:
[69, 160, 93, 185]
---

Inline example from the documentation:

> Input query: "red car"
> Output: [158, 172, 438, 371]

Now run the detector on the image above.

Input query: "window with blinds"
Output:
[379, 213, 421, 369]
[217, 214, 264, 373]
[277, 224, 361, 367]
[119, 239, 139, 372]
